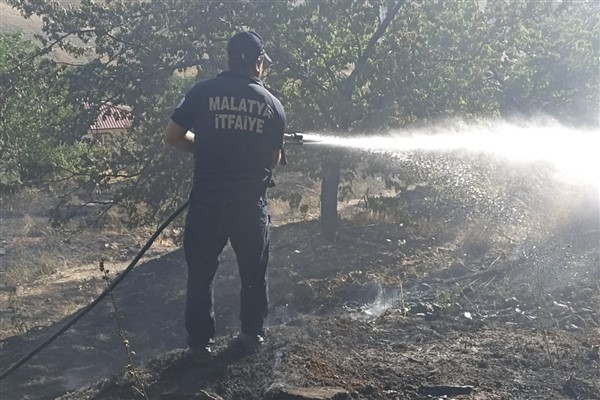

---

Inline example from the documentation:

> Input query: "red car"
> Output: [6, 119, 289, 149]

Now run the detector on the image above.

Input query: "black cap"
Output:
[227, 31, 272, 64]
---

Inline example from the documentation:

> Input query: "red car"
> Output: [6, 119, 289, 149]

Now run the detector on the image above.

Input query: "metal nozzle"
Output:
[283, 132, 304, 144]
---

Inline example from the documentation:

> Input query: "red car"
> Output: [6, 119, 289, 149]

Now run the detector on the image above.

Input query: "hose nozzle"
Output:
[283, 132, 304, 144]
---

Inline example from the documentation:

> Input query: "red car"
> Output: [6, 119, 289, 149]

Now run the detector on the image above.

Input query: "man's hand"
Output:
[165, 120, 195, 153]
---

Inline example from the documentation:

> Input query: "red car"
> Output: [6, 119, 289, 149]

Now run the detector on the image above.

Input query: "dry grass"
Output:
[0, 188, 156, 289]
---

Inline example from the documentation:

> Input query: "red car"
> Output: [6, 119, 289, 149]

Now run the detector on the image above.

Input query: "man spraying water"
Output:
[164, 31, 286, 358]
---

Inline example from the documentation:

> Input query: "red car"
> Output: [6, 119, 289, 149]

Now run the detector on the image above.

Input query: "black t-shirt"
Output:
[171, 71, 286, 205]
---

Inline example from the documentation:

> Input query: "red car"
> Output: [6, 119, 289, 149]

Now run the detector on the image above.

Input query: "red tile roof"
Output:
[89, 103, 132, 131]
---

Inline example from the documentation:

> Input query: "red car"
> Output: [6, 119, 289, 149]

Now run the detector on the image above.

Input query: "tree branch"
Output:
[343, 0, 407, 99]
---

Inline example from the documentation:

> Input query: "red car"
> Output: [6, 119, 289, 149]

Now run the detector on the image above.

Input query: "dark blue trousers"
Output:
[183, 202, 270, 348]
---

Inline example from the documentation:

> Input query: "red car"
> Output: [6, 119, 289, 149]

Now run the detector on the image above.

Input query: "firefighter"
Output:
[165, 31, 286, 358]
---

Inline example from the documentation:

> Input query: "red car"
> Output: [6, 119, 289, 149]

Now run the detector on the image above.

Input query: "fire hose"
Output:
[0, 200, 190, 381]
[0, 133, 304, 381]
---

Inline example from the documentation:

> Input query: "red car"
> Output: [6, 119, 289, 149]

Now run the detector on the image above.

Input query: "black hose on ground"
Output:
[0, 200, 189, 381]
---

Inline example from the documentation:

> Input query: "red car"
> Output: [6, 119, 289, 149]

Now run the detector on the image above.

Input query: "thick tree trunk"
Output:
[318, 0, 406, 242]
[320, 153, 342, 242]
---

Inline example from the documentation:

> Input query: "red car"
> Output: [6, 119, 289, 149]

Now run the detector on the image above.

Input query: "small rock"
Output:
[424, 313, 442, 321]
[431, 303, 444, 313]
[504, 297, 519, 307]
[409, 302, 434, 315]
[265, 384, 350, 400]
[564, 323, 581, 332]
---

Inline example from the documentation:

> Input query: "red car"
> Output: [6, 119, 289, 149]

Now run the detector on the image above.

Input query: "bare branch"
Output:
[343, 0, 407, 99]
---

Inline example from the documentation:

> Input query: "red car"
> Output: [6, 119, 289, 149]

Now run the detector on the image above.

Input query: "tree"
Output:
[7, 0, 411, 236]
[264, 0, 504, 239]
[5, 0, 598, 235]
[257, 0, 410, 240]
[6, 0, 250, 229]
[0, 32, 71, 190]
[487, 0, 599, 124]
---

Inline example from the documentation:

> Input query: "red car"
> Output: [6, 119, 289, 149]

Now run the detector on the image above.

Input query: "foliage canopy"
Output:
[3, 0, 598, 232]
[0, 32, 73, 189]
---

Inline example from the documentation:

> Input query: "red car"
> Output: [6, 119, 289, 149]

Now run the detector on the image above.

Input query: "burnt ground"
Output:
[0, 159, 599, 400]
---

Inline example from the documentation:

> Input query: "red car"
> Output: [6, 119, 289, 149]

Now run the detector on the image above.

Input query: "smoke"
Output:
[302, 117, 600, 186]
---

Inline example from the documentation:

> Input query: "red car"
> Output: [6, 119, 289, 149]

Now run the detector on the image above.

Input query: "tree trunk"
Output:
[320, 153, 342, 242]
[319, 0, 407, 242]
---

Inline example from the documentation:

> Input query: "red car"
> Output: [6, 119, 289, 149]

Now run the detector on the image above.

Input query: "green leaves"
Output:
[473, 0, 599, 124]
[3, 0, 598, 230]
[0, 33, 72, 189]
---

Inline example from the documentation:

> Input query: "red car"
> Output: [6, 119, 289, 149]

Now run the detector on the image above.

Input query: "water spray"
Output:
[294, 119, 600, 186]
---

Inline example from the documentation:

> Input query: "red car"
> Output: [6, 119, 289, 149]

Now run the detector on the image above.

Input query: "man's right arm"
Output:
[164, 120, 195, 153]
[269, 96, 286, 168]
